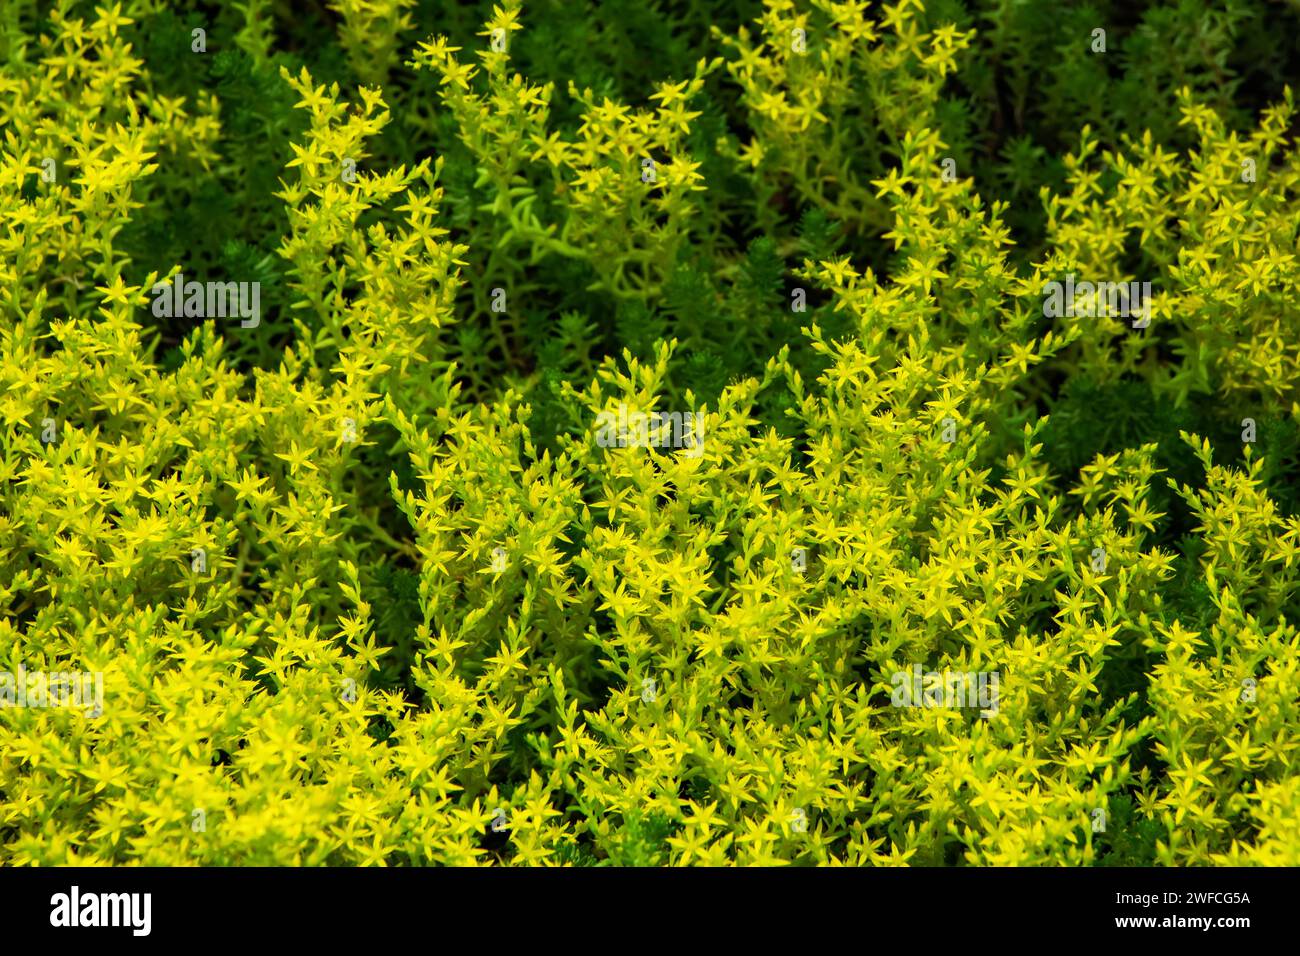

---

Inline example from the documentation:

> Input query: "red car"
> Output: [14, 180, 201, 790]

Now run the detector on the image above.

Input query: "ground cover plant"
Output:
[1, 0, 1299, 866]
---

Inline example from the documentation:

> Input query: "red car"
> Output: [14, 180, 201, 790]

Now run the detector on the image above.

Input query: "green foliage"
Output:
[2, 0, 1300, 867]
